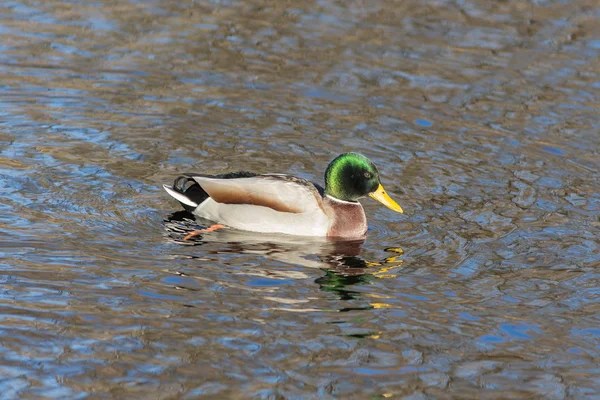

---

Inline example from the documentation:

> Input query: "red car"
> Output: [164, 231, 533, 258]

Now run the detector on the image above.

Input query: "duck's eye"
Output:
[364, 172, 372, 179]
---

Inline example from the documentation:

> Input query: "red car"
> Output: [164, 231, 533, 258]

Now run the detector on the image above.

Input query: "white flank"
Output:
[194, 198, 329, 236]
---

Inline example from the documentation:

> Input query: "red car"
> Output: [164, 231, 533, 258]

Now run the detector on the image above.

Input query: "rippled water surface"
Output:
[1, 0, 600, 398]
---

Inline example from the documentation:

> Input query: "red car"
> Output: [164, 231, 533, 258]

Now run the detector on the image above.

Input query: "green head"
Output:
[324, 153, 403, 213]
[325, 153, 379, 201]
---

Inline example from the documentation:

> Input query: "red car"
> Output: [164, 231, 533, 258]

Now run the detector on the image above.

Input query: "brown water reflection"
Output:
[1, 0, 600, 398]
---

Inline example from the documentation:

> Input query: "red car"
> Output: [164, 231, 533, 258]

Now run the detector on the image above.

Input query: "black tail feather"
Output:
[171, 175, 209, 212]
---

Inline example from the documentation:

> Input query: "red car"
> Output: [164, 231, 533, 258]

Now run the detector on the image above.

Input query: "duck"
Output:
[163, 152, 403, 239]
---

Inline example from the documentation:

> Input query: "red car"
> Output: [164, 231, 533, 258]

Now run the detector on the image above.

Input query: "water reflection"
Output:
[164, 211, 405, 303]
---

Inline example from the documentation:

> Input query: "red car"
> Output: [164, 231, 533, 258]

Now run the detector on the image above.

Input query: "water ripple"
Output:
[1, 0, 599, 397]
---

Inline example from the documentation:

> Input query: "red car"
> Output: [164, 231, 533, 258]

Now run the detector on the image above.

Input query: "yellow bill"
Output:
[369, 184, 403, 213]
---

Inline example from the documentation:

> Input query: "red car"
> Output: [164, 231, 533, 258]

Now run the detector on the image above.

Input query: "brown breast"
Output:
[323, 196, 368, 239]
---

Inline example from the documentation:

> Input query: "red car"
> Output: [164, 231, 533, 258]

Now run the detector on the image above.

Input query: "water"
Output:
[1, 0, 599, 398]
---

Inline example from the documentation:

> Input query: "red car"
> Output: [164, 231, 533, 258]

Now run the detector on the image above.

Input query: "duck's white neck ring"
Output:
[325, 195, 361, 205]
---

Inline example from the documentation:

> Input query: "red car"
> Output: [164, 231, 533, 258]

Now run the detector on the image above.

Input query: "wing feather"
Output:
[192, 175, 323, 214]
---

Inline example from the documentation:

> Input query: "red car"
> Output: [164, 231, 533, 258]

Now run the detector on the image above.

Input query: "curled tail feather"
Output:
[163, 175, 208, 211]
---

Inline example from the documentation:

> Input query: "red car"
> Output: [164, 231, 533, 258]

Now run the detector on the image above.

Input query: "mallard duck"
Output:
[163, 152, 403, 239]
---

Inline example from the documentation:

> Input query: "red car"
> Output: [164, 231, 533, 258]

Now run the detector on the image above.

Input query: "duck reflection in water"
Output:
[164, 212, 405, 301]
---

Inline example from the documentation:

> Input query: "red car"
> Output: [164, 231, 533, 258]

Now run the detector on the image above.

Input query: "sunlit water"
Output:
[1, 0, 599, 398]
